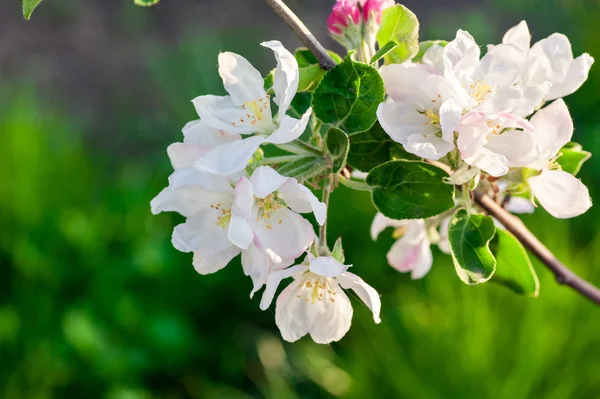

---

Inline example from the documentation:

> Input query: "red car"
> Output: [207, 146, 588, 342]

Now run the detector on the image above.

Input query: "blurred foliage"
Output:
[2, 0, 600, 398]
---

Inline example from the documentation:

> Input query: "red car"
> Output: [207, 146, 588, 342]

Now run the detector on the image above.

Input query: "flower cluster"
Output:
[374, 21, 593, 279]
[152, 40, 381, 344]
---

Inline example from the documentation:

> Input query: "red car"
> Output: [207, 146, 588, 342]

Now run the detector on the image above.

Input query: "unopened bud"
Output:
[362, 0, 394, 24]
[327, 0, 362, 35]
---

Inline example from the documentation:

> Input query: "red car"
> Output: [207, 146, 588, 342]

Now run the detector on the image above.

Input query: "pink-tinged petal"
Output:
[477, 43, 525, 88]
[182, 119, 240, 146]
[439, 98, 463, 141]
[529, 170, 591, 218]
[171, 209, 234, 255]
[195, 135, 265, 175]
[338, 271, 381, 323]
[528, 99, 573, 167]
[502, 20, 531, 52]
[260, 264, 308, 310]
[386, 235, 433, 279]
[150, 185, 232, 217]
[232, 177, 254, 220]
[437, 217, 452, 254]
[370, 213, 406, 240]
[309, 256, 349, 277]
[308, 288, 353, 344]
[486, 129, 538, 167]
[267, 108, 312, 144]
[167, 142, 209, 170]
[277, 180, 327, 225]
[249, 166, 288, 198]
[229, 214, 254, 250]
[241, 244, 294, 298]
[218, 51, 266, 106]
[463, 146, 509, 177]
[254, 207, 315, 260]
[192, 246, 241, 275]
[523, 33, 573, 87]
[192, 95, 257, 135]
[547, 53, 595, 100]
[379, 63, 439, 105]
[261, 40, 299, 120]
[377, 102, 437, 145]
[404, 134, 454, 160]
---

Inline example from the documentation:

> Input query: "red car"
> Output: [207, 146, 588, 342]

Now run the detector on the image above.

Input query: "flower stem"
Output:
[338, 175, 371, 191]
[260, 154, 305, 165]
[319, 174, 333, 252]
[276, 139, 323, 157]
[462, 184, 472, 214]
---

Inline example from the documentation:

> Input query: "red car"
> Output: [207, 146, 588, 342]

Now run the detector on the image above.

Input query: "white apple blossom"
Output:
[370, 213, 450, 279]
[523, 99, 592, 218]
[376, 63, 468, 160]
[502, 21, 594, 101]
[260, 256, 381, 344]
[151, 165, 326, 294]
[192, 40, 312, 175]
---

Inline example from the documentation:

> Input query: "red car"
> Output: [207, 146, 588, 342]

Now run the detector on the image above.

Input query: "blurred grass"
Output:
[1, 1, 600, 398]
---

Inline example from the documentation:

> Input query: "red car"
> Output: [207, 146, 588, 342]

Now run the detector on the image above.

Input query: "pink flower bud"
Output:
[362, 0, 394, 24]
[327, 0, 362, 35]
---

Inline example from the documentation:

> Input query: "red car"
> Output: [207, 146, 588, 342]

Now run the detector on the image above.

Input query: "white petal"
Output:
[254, 207, 315, 260]
[377, 101, 437, 145]
[260, 264, 308, 310]
[241, 244, 294, 298]
[192, 246, 241, 275]
[485, 129, 538, 167]
[266, 108, 312, 145]
[463, 146, 509, 177]
[167, 142, 209, 170]
[511, 83, 551, 117]
[182, 119, 240, 146]
[229, 177, 255, 249]
[437, 217, 452, 254]
[502, 20, 531, 52]
[404, 134, 454, 160]
[192, 95, 257, 134]
[476, 86, 523, 114]
[168, 166, 234, 193]
[338, 272, 382, 323]
[506, 196, 535, 214]
[218, 51, 266, 106]
[422, 44, 445, 72]
[456, 114, 489, 158]
[308, 288, 353, 344]
[523, 33, 573, 87]
[477, 43, 525, 88]
[309, 256, 349, 277]
[439, 98, 463, 141]
[379, 63, 440, 106]
[150, 185, 232, 217]
[529, 170, 591, 218]
[172, 209, 233, 254]
[261, 40, 299, 119]
[249, 166, 289, 198]
[528, 99, 573, 165]
[547, 53, 594, 100]
[194, 136, 265, 175]
[370, 213, 406, 240]
[277, 179, 327, 225]
[386, 236, 432, 279]
[443, 30, 481, 85]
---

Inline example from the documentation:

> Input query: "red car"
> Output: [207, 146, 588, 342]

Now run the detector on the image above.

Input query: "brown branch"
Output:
[264, 0, 600, 305]
[263, 0, 337, 70]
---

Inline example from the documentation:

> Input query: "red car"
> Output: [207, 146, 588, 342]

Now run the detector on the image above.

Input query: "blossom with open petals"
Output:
[260, 256, 381, 344]
[193, 41, 312, 175]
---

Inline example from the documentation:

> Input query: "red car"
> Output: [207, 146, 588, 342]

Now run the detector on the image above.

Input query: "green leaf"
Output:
[448, 209, 496, 285]
[275, 156, 325, 181]
[298, 64, 326, 93]
[490, 229, 540, 297]
[347, 122, 417, 172]
[325, 128, 350, 173]
[21, 0, 43, 19]
[332, 237, 345, 263]
[295, 48, 343, 67]
[370, 41, 399, 64]
[264, 70, 275, 93]
[134, 0, 160, 6]
[413, 40, 448, 63]
[288, 93, 312, 119]
[557, 142, 591, 176]
[376, 4, 420, 64]
[312, 54, 385, 134]
[366, 160, 455, 219]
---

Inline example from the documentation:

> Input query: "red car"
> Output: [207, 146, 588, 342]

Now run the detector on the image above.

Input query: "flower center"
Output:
[236, 94, 271, 126]
[256, 194, 284, 230]
[469, 79, 496, 103]
[296, 274, 338, 304]
[211, 203, 232, 228]
[423, 109, 441, 127]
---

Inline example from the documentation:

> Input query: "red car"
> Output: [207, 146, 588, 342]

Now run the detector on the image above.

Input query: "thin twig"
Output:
[263, 0, 337, 69]
[264, 0, 600, 305]
[474, 192, 600, 305]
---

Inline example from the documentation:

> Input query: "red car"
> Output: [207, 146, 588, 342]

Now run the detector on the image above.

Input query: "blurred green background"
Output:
[2, 0, 600, 398]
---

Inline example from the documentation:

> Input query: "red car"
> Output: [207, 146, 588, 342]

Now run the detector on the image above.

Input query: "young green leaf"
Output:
[325, 128, 350, 173]
[413, 40, 448, 63]
[347, 122, 417, 172]
[370, 41, 399, 64]
[490, 229, 540, 297]
[312, 54, 385, 134]
[298, 64, 326, 93]
[557, 142, 591, 176]
[295, 48, 343, 67]
[135, 0, 160, 6]
[21, 0, 43, 20]
[366, 160, 454, 219]
[448, 209, 496, 285]
[332, 237, 345, 263]
[376, 4, 419, 64]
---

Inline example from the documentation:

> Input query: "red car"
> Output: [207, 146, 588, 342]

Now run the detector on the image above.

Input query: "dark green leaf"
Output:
[295, 48, 343, 68]
[366, 160, 454, 219]
[557, 142, 591, 176]
[490, 229, 539, 297]
[288, 93, 312, 119]
[448, 209, 496, 285]
[347, 122, 417, 172]
[312, 54, 385, 134]
[325, 128, 350, 173]
[21, 0, 43, 19]
[135, 0, 160, 5]
[413, 40, 448, 63]
[370, 41, 399, 64]
[376, 4, 420, 64]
